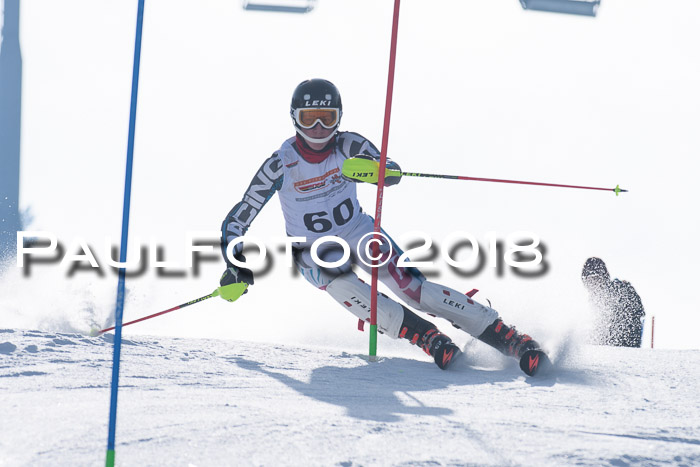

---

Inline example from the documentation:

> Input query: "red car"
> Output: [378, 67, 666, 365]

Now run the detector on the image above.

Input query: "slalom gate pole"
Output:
[106, 1, 145, 465]
[370, 0, 401, 357]
[96, 292, 218, 335]
[402, 171, 627, 195]
[651, 316, 655, 349]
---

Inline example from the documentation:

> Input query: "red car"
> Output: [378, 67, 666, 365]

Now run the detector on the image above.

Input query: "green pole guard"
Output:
[217, 283, 248, 302]
[342, 157, 401, 184]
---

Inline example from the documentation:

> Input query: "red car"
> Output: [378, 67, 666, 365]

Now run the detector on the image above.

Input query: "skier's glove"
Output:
[219, 253, 254, 300]
[341, 153, 402, 186]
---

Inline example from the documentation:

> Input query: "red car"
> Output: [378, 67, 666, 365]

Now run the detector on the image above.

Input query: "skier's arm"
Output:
[220, 153, 284, 268]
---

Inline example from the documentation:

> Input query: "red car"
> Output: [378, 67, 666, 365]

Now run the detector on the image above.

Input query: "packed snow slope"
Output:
[1, 328, 698, 466]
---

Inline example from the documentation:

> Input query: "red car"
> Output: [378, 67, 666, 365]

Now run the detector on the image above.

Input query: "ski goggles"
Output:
[294, 108, 340, 129]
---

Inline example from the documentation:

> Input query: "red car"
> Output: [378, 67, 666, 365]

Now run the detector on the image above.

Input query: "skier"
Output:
[581, 257, 645, 347]
[220, 78, 549, 375]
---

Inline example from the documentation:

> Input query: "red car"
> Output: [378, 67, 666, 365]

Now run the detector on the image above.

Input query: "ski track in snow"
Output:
[0, 328, 699, 466]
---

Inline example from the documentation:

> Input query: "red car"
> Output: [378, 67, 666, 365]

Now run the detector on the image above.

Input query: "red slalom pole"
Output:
[370, 0, 401, 357]
[402, 171, 627, 195]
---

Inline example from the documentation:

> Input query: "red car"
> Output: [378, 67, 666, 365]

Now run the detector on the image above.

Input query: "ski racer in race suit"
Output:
[220, 79, 548, 375]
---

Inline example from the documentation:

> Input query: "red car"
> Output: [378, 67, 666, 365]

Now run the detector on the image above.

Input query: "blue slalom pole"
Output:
[106, 1, 145, 465]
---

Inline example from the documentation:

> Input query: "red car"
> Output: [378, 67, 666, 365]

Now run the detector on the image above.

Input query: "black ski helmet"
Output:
[290, 79, 342, 143]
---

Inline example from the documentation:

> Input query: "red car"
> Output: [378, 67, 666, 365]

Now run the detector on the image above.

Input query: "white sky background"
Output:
[4, 0, 699, 350]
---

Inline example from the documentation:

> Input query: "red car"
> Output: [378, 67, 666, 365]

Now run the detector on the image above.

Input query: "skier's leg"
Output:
[324, 273, 404, 338]
[324, 274, 460, 369]
[350, 227, 497, 340]
[418, 281, 496, 336]
[421, 281, 545, 354]
[418, 281, 550, 375]
[350, 225, 548, 373]
[293, 244, 459, 369]
[293, 244, 403, 342]
[318, 273, 461, 369]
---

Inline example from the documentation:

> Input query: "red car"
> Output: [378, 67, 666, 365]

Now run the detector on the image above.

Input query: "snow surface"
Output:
[1, 328, 699, 466]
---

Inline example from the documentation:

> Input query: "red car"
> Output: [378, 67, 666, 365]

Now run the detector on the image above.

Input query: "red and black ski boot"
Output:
[477, 319, 551, 376]
[420, 329, 461, 370]
[399, 308, 461, 370]
[518, 348, 550, 376]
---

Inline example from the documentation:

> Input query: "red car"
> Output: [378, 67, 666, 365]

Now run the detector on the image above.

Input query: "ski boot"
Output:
[420, 328, 461, 370]
[400, 308, 461, 370]
[477, 319, 551, 376]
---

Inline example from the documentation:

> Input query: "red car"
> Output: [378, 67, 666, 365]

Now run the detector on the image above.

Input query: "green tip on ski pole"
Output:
[216, 283, 248, 302]
[614, 184, 629, 196]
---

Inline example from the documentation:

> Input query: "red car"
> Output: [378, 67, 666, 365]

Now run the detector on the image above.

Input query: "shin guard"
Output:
[325, 273, 404, 338]
[419, 281, 498, 337]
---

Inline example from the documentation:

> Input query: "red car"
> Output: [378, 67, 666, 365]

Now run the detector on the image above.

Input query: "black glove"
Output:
[220, 253, 254, 291]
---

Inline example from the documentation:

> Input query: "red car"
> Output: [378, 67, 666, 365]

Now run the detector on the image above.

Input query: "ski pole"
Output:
[401, 171, 627, 195]
[93, 283, 248, 336]
[341, 157, 627, 195]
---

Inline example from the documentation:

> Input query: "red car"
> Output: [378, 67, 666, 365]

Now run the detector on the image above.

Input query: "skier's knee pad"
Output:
[325, 273, 404, 339]
[419, 281, 498, 336]
[293, 245, 352, 289]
